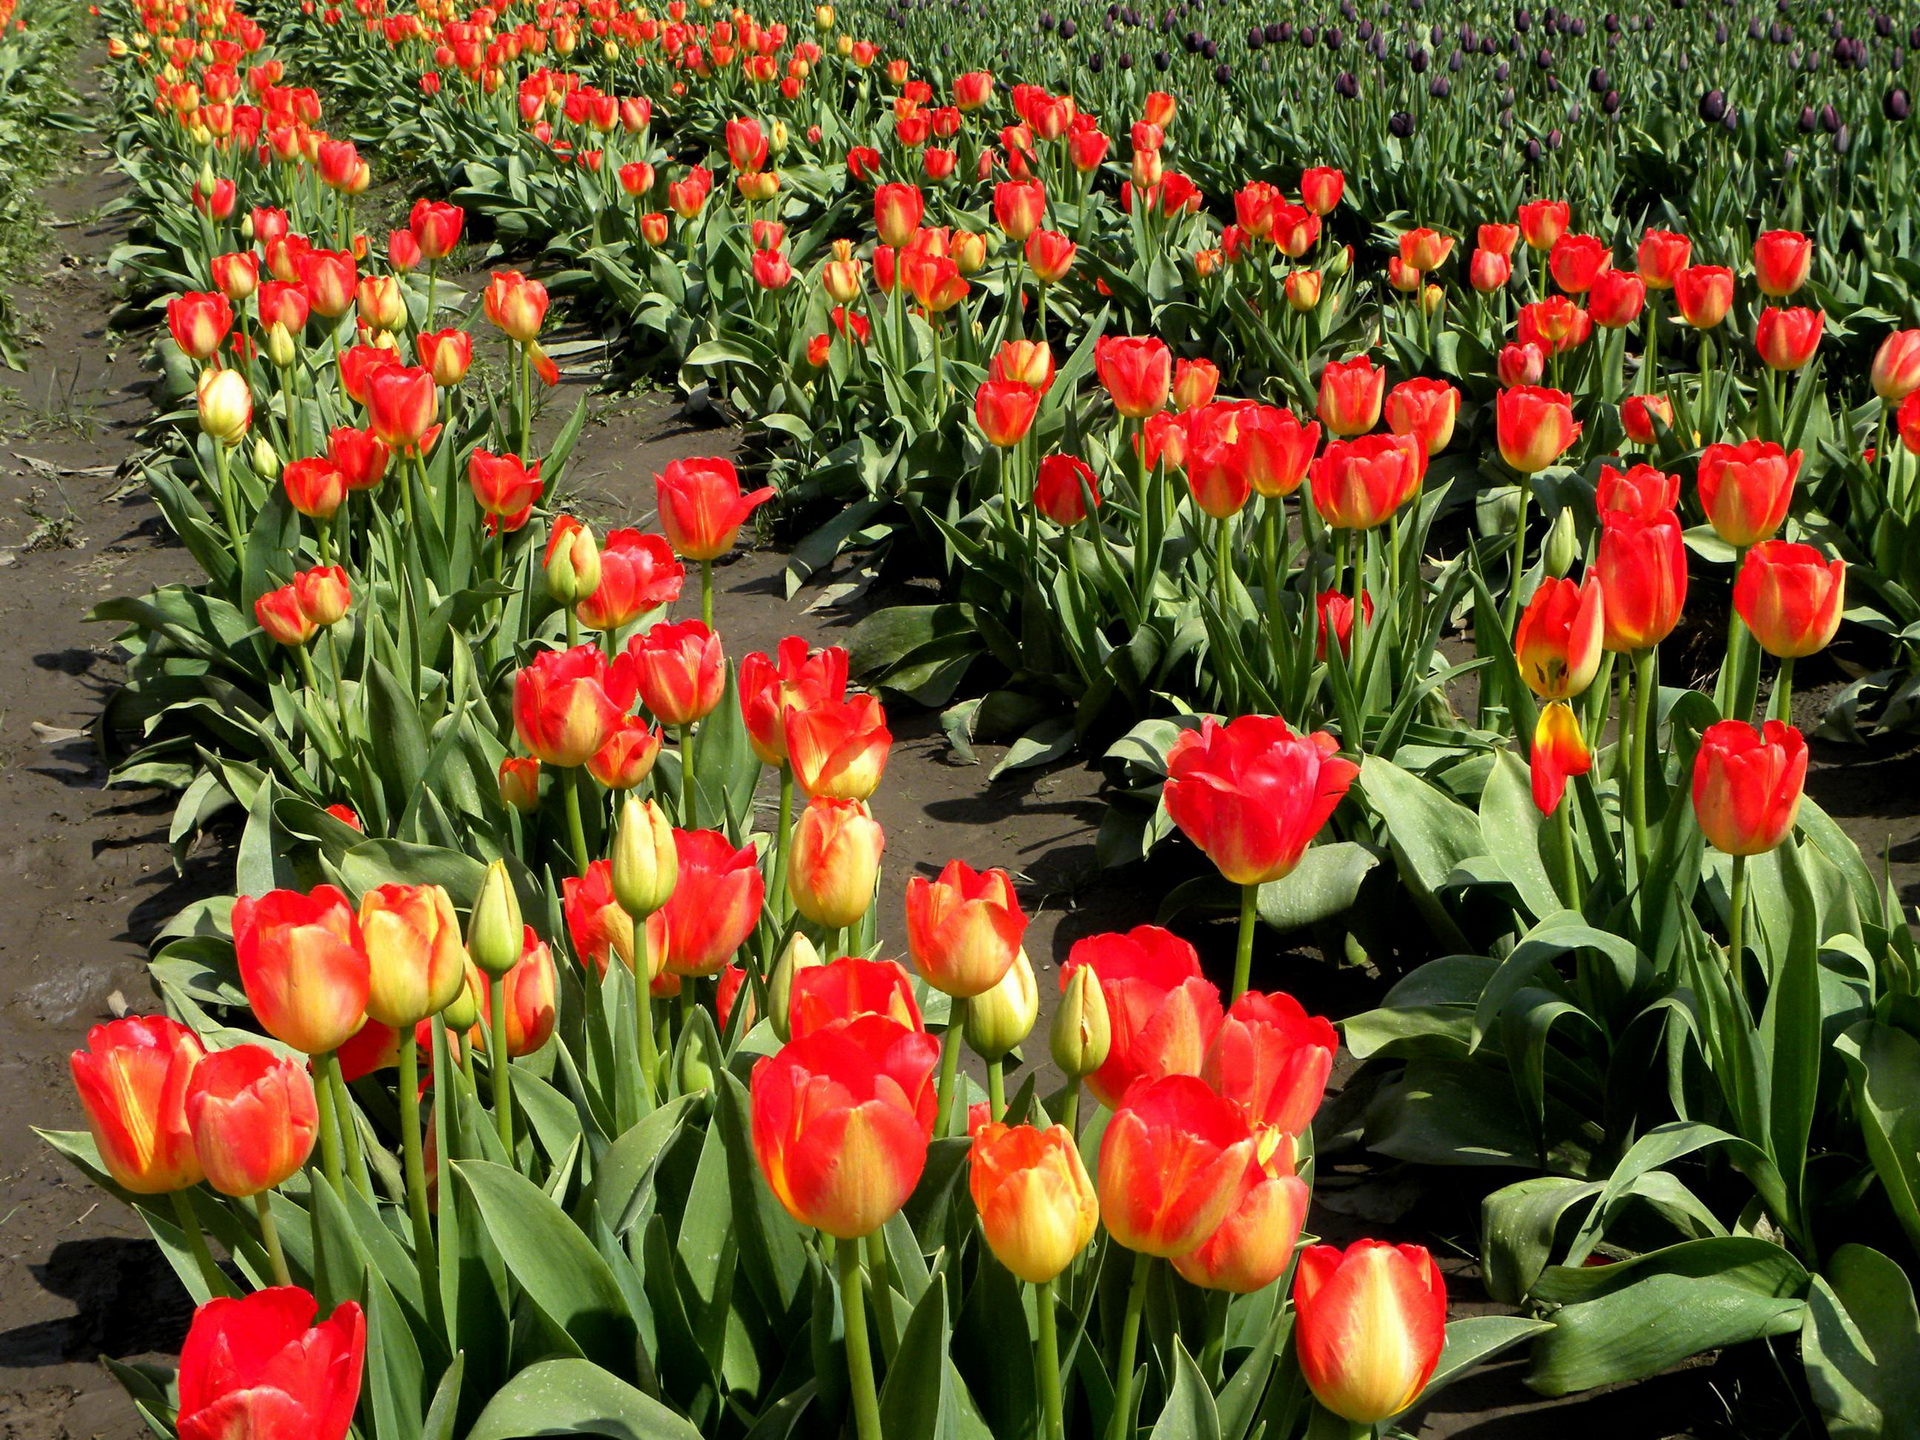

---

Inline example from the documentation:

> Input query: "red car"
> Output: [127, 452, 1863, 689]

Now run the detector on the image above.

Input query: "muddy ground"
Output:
[4, 45, 1919, 1440]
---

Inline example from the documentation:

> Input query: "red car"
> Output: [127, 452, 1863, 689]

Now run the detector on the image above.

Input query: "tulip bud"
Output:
[545, 518, 602, 605]
[266, 321, 297, 369]
[443, 961, 483, 1030]
[198, 159, 217, 197]
[768, 930, 821, 1043]
[1543, 505, 1578, 577]
[1050, 963, 1111, 1077]
[965, 949, 1038, 1060]
[251, 436, 281, 480]
[1421, 283, 1444, 317]
[467, 859, 524, 976]
[611, 795, 678, 917]
[196, 368, 251, 444]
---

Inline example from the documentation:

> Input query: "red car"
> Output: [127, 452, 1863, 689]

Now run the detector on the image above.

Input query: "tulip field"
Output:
[22, 0, 1920, 1436]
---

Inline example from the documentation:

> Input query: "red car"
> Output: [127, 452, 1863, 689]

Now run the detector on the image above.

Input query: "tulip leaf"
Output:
[1148, 1338, 1221, 1440]
[1354, 755, 1479, 954]
[1801, 1244, 1920, 1440]
[453, 1160, 639, 1376]
[1834, 1020, 1920, 1257]
[1255, 842, 1381, 934]
[1760, 836, 1823, 1234]
[878, 1272, 995, 1440]
[1416, 1314, 1554, 1404]
[1477, 750, 1559, 922]
[1481, 1176, 1605, 1306]
[465, 1359, 700, 1440]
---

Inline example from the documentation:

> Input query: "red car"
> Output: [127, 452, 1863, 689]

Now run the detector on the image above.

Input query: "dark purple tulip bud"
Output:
[1536, 46, 1553, 67]
[1411, 47, 1429, 72]
[1388, 109, 1415, 136]
[1357, 18, 1373, 39]
[1061, 17, 1077, 37]
[1911, 22, 1920, 47]
[1449, 47, 1464, 69]
[1340, 0, 1354, 18]
[1089, 48, 1104, 69]
[1299, 24, 1315, 45]
[1118, 50, 1133, 66]
[1721, 108, 1739, 132]
[1496, 59, 1511, 80]
[1821, 102, 1841, 131]
[1038, 10, 1054, 29]
[1247, 24, 1263, 47]
[1603, 88, 1621, 113]
[1548, 127, 1563, 149]
[1430, 75, 1450, 97]
[1798, 105, 1816, 131]
[1524, 137, 1543, 160]
[1430, 22, 1443, 44]
[1515, 9, 1531, 32]
[1266, 21, 1284, 41]
[1886, 86, 1912, 121]
[1335, 69, 1358, 96]
[1201, 37, 1216, 57]
[1153, 48, 1169, 68]
[1604, 11, 1619, 32]
[1700, 87, 1726, 121]
[1325, 26, 1342, 49]
[1500, 106, 1514, 130]
[1568, 102, 1582, 122]
[1589, 65, 1607, 91]
[1481, 35, 1496, 54]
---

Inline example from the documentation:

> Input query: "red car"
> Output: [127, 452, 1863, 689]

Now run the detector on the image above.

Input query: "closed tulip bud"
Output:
[906, 859, 1026, 998]
[1734, 541, 1845, 659]
[1098, 1074, 1256, 1258]
[611, 795, 678, 917]
[197, 367, 251, 444]
[358, 884, 468, 1026]
[255, 585, 317, 646]
[355, 275, 406, 332]
[1692, 719, 1807, 855]
[1316, 354, 1385, 437]
[964, 948, 1038, 1059]
[251, 436, 281, 480]
[1755, 306, 1824, 371]
[1050, 963, 1111, 1078]
[969, 1122, 1100, 1283]
[1497, 341, 1545, 388]
[467, 859, 524, 977]
[1620, 392, 1673, 446]
[1285, 269, 1323, 310]
[1517, 198, 1570, 251]
[442, 961, 483, 1030]
[293, 565, 350, 628]
[497, 756, 541, 812]
[1469, 246, 1512, 292]
[1543, 505, 1578, 578]
[768, 931, 823, 1043]
[952, 230, 988, 275]
[1596, 510, 1688, 652]
[70, 1015, 206, 1193]
[543, 515, 602, 605]
[1674, 264, 1734, 328]
[1095, 334, 1172, 418]
[186, 1044, 320, 1196]
[1587, 267, 1645, 328]
[1637, 228, 1692, 289]
[1753, 229, 1812, 298]
[1295, 1242, 1448, 1422]
[975, 379, 1040, 447]
[266, 321, 298, 368]
[788, 797, 884, 929]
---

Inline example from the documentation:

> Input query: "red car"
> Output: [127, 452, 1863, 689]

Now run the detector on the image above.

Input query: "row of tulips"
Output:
[55, 5, 1564, 1440]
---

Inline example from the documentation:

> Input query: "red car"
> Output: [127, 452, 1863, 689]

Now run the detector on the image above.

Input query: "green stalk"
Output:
[170, 1189, 232, 1298]
[1107, 1251, 1154, 1440]
[312, 1046, 344, 1193]
[1232, 882, 1258, 1001]
[324, 1053, 372, 1200]
[1629, 647, 1657, 877]
[1061, 1078, 1081, 1140]
[1037, 1278, 1064, 1440]
[1554, 799, 1581, 911]
[1770, 655, 1796, 725]
[254, 1191, 291, 1287]
[933, 998, 968, 1136]
[489, 975, 514, 1153]
[636, 918, 658, 1105]
[700, 558, 715, 628]
[1214, 513, 1233, 618]
[212, 438, 245, 556]
[1728, 852, 1749, 999]
[838, 1236, 884, 1440]
[988, 1059, 1006, 1121]
[398, 1028, 440, 1321]
[563, 765, 592, 875]
[771, 765, 795, 919]
[680, 723, 698, 829]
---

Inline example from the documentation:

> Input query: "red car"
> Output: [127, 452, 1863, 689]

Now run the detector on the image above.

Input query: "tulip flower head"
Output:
[788, 797, 885, 928]
[739, 636, 850, 766]
[1061, 925, 1222, 1107]
[629, 618, 726, 728]
[1514, 575, 1606, 698]
[905, 859, 1026, 998]
[1097, 1074, 1257, 1258]
[70, 1015, 206, 1194]
[655, 456, 774, 562]
[785, 690, 890, 800]
[1095, 335, 1172, 419]
[1697, 439, 1801, 548]
[176, 1288, 365, 1440]
[1294, 1241, 1447, 1423]
[1753, 229, 1812, 299]
[650, 828, 765, 977]
[1496, 385, 1581, 473]
[1530, 700, 1593, 816]
[1316, 354, 1385, 437]
[1309, 433, 1426, 530]
[185, 1043, 319, 1197]
[514, 644, 640, 767]
[232, 886, 370, 1056]
[969, 1122, 1100, 1283]
[1692, 719, 1807, 856]
[1733, 541, 1844, 659]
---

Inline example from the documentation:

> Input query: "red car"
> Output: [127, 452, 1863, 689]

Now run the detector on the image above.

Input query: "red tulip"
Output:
[1315, 589, 1373, 660]
[482, 270, 548, 342]
[1587, 267, 1646, 329]
[338, 344, 400, 407]
[1636, 229, 1692, 290]
[994, 178, 1047, 241]
[365, 365, 437, 452]
[655, 456, 774, 562]
[1202, 988, 1336, 1138]
[1596, 461, 1682, 520]
[1270, 203, 1320, 258]
[256, 585, 317, 647]
[1309, 433, 1426, 530]
[513, 644, 639, 767]
[1184, 410, 1252, 518]
[470, 927, 557, 1057]
[282, 458, 345, 520]
[790, 955, 923, 1041]
[70, 1015, 206, 1193]
[294, 566, 351, 628]
[415, 327, 473, 386]
[905, 859, 1026, 998]
[1871, 330, 1920, 402]
[1034, 453, 1100, 524]
[752, 247, 793, 290]
[1902, 392, 1920, 456]
[1517, 198, 1570, 251]
[1095, 335, 1172, 419]
[751, 1014, 939, 1238]
[1595, 510, 1688, 652]
[588, 715, 663, 791]
[168, 291, 234, 361]
[739, 636, 850, 766]
[1097, 1074, 1256, 1258]
[1469, 247, 1512, 292]
[1237, 406, 1319, 498]
[467, 450, 542, 535]
[408, 197, 464, 259]
[1172, 1144, 1309, 1293]
[874, 182, 925, 246]
[1530, 700, 1592, 816]
[1316, 354, 1385, 437]
[975, 379, 1040, 447]
[1674, 264, 1734, 328]
[562, 860, 638, 978]
[969, 1122, 1100, 1284]
[1060, 926, 1222, 1108]
[1384, 377, 1459, 456]
[1620, 393, 1674, 446]
[577, 530, 683, 631]
[651, 828, 764, 977]
[629, 618, 725, 727]
[1497, 342, 1545, 388]
[1294, 1242, 1447, 1422]
[1514, 575, 1605, 698]
[186, 1044, 319, 1197]
[784, 690, 890, 800]
[1733, 541, 1845, 659]
[176, 1288, 365, 1440]
[1163, 714, 1357, 887]
[328, 425, 389, 491]
[1299, 165, 1343, 215]
[1755, 306, 1823, 370]
[1545, 232, 1610, 293]
[1172, 357, 1219, 413]
[1753, 229, 1812, 299]
[211, 252, 259, 304]
[231, 886, 370, 1055]
[1697, 439, 1801, 547]
[297, 249, 357, 317]
[1025, 228, 1076, 284]
[1496, 385, 1581, 473]
[1692, 719, 1807, 856]
[1478, 223, 1521, 257]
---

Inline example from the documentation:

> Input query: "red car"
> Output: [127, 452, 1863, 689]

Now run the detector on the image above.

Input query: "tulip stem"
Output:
[1108, 1251, 1153, 1440]
[700, 558, 714, 628]
[988, 1059, 1006, 1122]
[772, 764, 795, 920]
[1061, 1078, 1081, 1139]
[254, 1190, 291, 1288]
[680, 724, 698, 829]
[1554, 800, 1582, 912]
[398, 1029, 439, 1317]
[563, 765, 592, 875]
[1770, 656, 1795, 726]
[325, 1054, 374, 1201]
[489, 975, 515, 1154]
[1728, 853, 1750, 999]
[636, 920, 658, 1106]
[312, 1048, 345, 1193]
[838, 1235, 884, 1440]
[169, 1189, 231, 1299]
[1629, 647, 1656, 879]
[933, 998, 968, 1137]
[1232, 883, 1258, 1001]
[1036, 1278, 1064, 1440]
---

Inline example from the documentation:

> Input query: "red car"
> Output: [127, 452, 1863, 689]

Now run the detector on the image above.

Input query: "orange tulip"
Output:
[1596, 461, 1681, 521]
[1871, 329, 1920, 402]
[70, 1015, 206, 1193]
[168, 291, 234, 361]
[1547, 232, 1611, 293]
[1516, 198, 1570, 251]
[562, 860, 637, 979]
[629, 618, 726, 727]
[905, 859, 1026, 998]
[975, 379, 1040, 447]
[294, 566, 351, 628]
[1294, 1241, 1448, 1422]
[482, 269, 548, 342]
[1309, 433, 1425, 530]
[1060, 926, 1222, 1108]
[365, 365, 437, 452]
[1095, 335, 1171, 419]
[1530, 700, 1592, 816]
[1097, 1074, 1255, 1258]
[589, 715, 664, 790]
[1496, 385, 1581, 473]
[1201, 988, 1337, 1139]
[655, 455, 774, 562]
[650, 828, 765, 977]
[1752, 229, 1811, 298]
[1755, 306, 1823, 370]
[1237, 406, 1319, 498]
[231, 886, 370, 1055]
[1674, 264, 1734, 328]
[788, 797, 885, 928]
[357, 883, 468, 1027]
[282, 457, 346, 521]
[785, 691, 891, 800]
[1692, 719, 1807, 856]
[1513, 575, 1605, 698]
[1171, 1142, 1308, 1293]
[1619, 393, 1674, 446]
[1164, 714, 1357, 887]
[790, 956, 924, 1040]
[1697, 439, 1800, 548]
[1384, 377, 1459, 456]
[255, 585, 317, 646]
[969, 1122, 1099, 1283]
[1636, 228, 1692, 289]
[1596, 510, 1688, 652]
[513, 644, 640, 767]
[576, 529, 683, 631]
[185, 1043, 319, 1197]
[739, 637, 849, 766]
[1733, 541, 1845, 659]
[1316, 354, 1385, 437]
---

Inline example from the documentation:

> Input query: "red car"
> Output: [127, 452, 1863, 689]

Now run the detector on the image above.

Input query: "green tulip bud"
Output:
[442, 961, 483, 1030]
[611, 796, 678, 918]
[1050, 964, 1111, 1079]
[1543, 505, 1578, 578]
[467, 859, 524, 977]
[544, 517, 601, 606]
[768, 930, 822, 1044]
[965, 949, 1038, 1061]
[251, 436, 281, 480]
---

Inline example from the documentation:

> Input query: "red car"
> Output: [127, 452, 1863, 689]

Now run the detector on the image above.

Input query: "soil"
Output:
[5, 41, 1919, 1440]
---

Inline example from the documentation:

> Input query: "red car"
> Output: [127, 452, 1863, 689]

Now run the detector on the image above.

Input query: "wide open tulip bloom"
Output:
[1755, 306, 1824, 370]
[751, 1014, 939, 1238]
[1098, 1074, 1256, 1258]
[652, 828, 765, 976]
[1871, 330, 1920, 402]
[1637, 228, 1692, 289]
[1514, 575, 1605, 698]
[905, 859, 1025, 998]
[1061, 926, 1221, 1108]
[970, 1122, 1099, 1284]
[789, 797, 885, 928]
[1497, 385, 1581, 473]
[1530, 700, 1593, 816]
[785, 691, 890, 799]
[578, 530, 683, 631]
[1172, 1143, 1309, 1293]
[656, 456, 774, 562]
[1734, 542, 1845, 659]
[1384, 378, 1459, 456]
[1596, 511, 1688, 652]
[1294, 1241, 1447, 1423]
[176, 1288, 365, 1440]
[185, 1044, 319, 1197]
[1310, 433, 1425, 530]
[70, 1015, 205, 1193]
[358, 883, 468, 1026]
[740, 637, 849, 766]
[630, 618, 725, 727]
[790, 956, 923, 1041]
[1096, 335, 1171, 419]
[1697, 439, 1801, 548]
[1753, 229, 1812, 298]
[1316, 355, 1384, 437]
[1165, 715, 1357, 887]
[1692, 719, 1807, 856]
[232, 886, 370, 1056]
[513, 644, 639, 767]
[1674, 264, 1735, 328]
[365, 365, 437, 452]
[1202, 989, 1337, 1139]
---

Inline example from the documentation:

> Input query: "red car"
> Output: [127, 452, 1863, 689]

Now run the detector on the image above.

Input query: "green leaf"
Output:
[1148, 1339, 1221, 1440]
[1256, 843, 1380, 933]
[1355, 755, 1479, 952]
[1834, 1020, 1920, 1257]
[1418, 1315, 1555, 1402]
[453, 1161, 639, 1375]
[464, 1360, 700, 1440]
[1478, 750, 1559, 922]
[1801, 1244, 1920, 1440]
